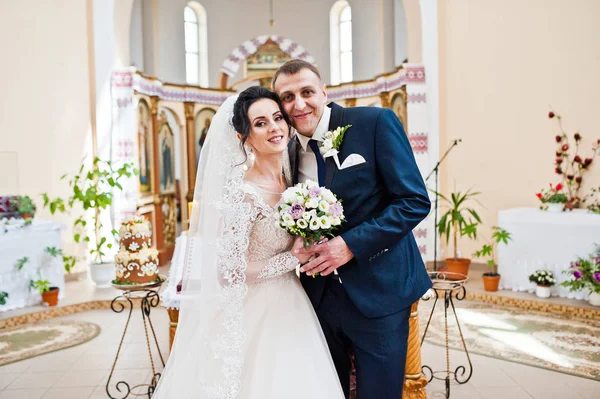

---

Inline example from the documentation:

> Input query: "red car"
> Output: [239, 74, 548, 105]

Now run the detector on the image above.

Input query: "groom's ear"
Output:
[321, 83, 328, 103]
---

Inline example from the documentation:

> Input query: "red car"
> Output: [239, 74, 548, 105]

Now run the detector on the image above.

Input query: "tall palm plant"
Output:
[435, 189, 482, 260]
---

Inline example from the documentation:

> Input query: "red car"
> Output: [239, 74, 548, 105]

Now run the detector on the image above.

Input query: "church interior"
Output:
[0, 0, 599, 398]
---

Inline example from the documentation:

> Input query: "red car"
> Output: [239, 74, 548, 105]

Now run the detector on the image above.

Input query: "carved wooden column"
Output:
[344, 98, 356, 107]
[380, 91, 391, 109]
[403, 301, 428, 398]
[184, 102, 196, 205]
[167, 308, 179, 351]
[149, 96, 167, 264]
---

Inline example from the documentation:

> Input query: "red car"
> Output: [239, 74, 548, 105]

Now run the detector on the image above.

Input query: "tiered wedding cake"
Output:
[115, 215, 159, 284]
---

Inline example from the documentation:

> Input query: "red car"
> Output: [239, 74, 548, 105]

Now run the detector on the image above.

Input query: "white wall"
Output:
[438, 0, 600, 258]
[130, 0, 145, 70]
[0, 0, 92, 205]
[394, 0, 409, 64]
[135, 0, 402, 86]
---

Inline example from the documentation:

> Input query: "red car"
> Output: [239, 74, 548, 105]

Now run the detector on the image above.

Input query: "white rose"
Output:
[319, 216, 331, 229]
[305, 179, 319, 189]
[322, 189, 336, 203]
[297, 219, 308, 229]
[306, 198, 319, 209]
[282, 189, 297, 203]
[296, 196, 306, 205]
[318, 201, 329, 212]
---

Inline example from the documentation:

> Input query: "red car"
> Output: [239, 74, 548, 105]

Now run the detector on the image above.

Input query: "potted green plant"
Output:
[528, 270, 556, 298]
[0, 291, 8, 305]
[473, 227, 511, 292]
[435, 189, 482, 277]
[561, 246, 600, 306]
[10, 195, 37, 220]
[42, 157, 137, 288]
[536, 183, 568, 212]
[30, 279, 59, 307]
[45, 247, 78, 274]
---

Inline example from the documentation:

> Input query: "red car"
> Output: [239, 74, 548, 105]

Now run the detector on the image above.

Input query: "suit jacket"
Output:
[289, 102, 432, 318]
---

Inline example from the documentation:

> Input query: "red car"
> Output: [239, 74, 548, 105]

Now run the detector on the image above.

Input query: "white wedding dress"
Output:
[236, 183, 344, 398]
[151, 182, 344, 399]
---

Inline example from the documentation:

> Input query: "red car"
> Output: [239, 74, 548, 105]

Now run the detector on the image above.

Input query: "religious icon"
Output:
[194, 108, 216, 166]
[243, 39, 291, 89]
[137, 99, 152, 193]
[158, 117, 176, 194]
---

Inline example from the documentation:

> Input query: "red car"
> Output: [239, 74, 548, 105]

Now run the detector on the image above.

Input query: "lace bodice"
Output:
[243, 183, 298, 283]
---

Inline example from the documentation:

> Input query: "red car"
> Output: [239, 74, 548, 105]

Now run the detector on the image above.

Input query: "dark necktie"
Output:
[308, 139, 325, 186]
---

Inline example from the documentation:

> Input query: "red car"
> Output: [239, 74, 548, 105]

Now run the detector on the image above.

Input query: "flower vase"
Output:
[589, 292, 600, 307]
[535, 284, 552, 298]
[546, 203, 564, 213]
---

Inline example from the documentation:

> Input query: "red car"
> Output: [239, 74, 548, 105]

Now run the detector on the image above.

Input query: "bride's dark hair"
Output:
[232, 86, 292, 154]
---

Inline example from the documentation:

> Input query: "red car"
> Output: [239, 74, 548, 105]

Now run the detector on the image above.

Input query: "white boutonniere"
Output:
[320, 125, 352, 169]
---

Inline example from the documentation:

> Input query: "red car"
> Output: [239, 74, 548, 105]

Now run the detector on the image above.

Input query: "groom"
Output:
[273, 60, 432, 398]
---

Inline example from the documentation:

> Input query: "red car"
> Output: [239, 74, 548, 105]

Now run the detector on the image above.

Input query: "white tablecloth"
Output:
[0, 219, 65, 312]
[497, 208, 600, 300]
[162, 233, 187, 310]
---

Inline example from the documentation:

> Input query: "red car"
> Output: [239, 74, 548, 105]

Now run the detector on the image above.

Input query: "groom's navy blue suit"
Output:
[289, 102, 432, 398]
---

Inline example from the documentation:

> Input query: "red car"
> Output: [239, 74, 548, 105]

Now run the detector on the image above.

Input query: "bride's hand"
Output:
[291, 237, 328, 265]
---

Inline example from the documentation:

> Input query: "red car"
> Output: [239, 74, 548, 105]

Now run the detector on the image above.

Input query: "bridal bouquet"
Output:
[276, 180, 345, 246]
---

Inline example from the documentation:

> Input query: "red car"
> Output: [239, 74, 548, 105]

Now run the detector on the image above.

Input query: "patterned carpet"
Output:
[0, 320, 100, 366]
[419, 299, 600, 381]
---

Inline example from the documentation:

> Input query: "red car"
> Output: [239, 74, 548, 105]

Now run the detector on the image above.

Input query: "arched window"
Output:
[330, 1, 353, 85]
[184, 2, 208, 87]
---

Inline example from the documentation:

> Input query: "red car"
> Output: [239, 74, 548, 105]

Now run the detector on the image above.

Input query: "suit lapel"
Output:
[325, 103, 344, 187]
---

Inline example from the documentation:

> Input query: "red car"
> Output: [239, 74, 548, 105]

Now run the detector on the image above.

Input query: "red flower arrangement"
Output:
[548, 110, 599, 208]
[536, 183, 568, 209]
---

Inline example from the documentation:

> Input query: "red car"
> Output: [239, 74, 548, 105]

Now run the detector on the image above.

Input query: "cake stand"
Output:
[420, 271, 473, 398]
[105, 275, 167, 398]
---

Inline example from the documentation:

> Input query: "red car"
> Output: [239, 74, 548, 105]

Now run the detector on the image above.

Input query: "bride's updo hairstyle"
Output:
[232, 86, 292, 157]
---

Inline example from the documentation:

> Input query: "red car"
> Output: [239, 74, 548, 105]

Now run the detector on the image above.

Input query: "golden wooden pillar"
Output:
[167, 308, 179, 351]
[380, 91, 391, 109]
[344, 98, 357, 107]
[183, 102, 196, 231]
[149, 96, 165, 263]
[403, 301, 428, 398]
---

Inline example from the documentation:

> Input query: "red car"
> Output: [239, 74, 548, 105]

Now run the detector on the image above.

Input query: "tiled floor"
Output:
[1, 263, 599, 398]
[1, 307, 599, 398]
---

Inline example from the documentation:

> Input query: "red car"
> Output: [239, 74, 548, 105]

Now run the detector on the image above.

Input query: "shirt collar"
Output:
[295, 105, 332, 152]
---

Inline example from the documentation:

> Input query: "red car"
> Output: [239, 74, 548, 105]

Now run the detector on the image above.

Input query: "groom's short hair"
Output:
[272, 59, 321, 89]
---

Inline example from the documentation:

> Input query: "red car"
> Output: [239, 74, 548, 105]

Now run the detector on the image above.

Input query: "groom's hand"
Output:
[297, 236, 354, 276]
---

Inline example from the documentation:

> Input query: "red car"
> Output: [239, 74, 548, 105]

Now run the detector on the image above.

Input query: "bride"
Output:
[151, 87, 344, 399]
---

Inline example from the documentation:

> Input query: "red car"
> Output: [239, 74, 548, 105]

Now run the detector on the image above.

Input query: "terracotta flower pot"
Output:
[444, 258, 471, 277]
[42, 287, 59, 306]
[482, 273, 501, 292]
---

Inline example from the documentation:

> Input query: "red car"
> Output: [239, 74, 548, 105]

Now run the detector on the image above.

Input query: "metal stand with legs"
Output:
[106, 282, 166, 399]
[421, 272, 473, 398]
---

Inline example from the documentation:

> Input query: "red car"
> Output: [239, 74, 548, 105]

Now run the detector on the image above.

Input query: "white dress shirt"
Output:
[295, 106, 332, 185]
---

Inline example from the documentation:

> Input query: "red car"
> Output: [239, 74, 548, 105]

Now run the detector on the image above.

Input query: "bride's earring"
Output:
[244, 145, 255, 162]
